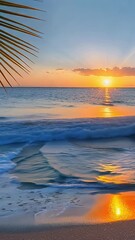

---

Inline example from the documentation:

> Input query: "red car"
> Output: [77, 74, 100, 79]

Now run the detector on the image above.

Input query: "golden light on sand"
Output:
[86, 192, 135, 223]
[103, 78, 112, 87]
[115, 207, 121, 216]
[111, 195, 134, 220]
[110, 194, 134, 221]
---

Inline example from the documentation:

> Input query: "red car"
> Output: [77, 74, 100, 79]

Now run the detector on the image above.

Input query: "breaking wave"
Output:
[0, 116, 135, 145]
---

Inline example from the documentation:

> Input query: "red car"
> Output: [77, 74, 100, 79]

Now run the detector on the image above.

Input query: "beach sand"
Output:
[0, 191, 135, 240]
[0, 220, 135, 240]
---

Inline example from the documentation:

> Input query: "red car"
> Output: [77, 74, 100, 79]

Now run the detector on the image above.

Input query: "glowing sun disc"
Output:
[103, 79, 111, 87]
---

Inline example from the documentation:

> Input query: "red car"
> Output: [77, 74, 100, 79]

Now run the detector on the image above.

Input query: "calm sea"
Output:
[0, 87, 135, 219]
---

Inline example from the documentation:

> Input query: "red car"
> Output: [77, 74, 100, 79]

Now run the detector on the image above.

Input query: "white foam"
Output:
[0, 149, 21, 174]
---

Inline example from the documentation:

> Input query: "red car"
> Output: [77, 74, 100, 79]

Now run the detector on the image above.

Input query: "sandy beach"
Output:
[1, 220, 135, 240]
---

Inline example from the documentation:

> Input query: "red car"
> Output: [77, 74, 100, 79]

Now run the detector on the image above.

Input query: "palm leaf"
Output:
[0, 0, 43, 88]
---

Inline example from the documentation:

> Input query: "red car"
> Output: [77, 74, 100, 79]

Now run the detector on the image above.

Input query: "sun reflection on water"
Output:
[104, 88, 112, 105]
[96, 162, 135, 185]
[101, 88, 114, 117]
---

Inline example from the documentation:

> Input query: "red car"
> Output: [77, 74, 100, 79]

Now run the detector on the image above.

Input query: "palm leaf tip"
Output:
[1, 0, 43, 88]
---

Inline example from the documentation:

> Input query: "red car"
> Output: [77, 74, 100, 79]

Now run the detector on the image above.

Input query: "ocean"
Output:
[0, 87, 135, 224]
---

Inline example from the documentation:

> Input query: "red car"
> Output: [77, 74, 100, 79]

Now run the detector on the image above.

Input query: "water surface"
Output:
[0, 87, 135, 223]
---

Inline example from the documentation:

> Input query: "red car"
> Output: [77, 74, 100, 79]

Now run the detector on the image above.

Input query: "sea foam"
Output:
[0, 149, 22, 174]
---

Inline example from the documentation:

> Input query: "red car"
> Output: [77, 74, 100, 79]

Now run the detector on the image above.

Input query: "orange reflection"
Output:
[111, 195, 132, 220]
[97, 163, 134, 184]
[48, 104, 135, 119]
[10, 104, 135, 119]
[99, 164, 119, 173]
[103, 107, 112, 117]
[46, 87, 134, 118]
[86, 192, 135, 223]
[104, 88, 111, 105]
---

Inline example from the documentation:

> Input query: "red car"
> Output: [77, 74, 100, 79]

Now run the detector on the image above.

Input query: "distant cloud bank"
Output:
[73, 67, 135, 77]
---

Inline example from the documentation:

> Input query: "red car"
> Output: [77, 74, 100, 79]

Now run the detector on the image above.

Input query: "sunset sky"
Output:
[11, 0, 135, 87]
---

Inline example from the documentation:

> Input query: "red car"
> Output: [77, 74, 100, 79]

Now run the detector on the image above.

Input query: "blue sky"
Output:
[37, 0, 135, 69]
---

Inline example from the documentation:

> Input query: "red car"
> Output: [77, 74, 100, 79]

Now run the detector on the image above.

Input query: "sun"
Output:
[103, 79, 111, 87]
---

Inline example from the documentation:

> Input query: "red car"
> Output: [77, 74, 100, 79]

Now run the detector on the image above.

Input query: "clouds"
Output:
[56, 68, 64, 71]
[73, 67, 135, 77]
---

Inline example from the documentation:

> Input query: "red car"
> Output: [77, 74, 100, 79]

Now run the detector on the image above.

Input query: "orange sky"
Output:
[14, 67, 135, 88]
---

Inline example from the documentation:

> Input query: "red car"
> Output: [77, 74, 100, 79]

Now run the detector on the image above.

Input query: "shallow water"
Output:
[0, 87, 135, 222]
[5, 137, 134, 194]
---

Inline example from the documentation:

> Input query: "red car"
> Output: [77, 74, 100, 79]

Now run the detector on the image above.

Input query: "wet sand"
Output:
[0, 220, 135, 240]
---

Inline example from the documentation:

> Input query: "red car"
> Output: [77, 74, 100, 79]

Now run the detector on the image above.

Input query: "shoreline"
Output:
[0, 191, 135, 240]
[0, 220, 135, 240]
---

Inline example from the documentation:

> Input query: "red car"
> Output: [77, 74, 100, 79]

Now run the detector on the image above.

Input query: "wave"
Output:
[18, 179, 135, 193]
[0, 117, 8, 120]
[0, 116, 135, 145]
[0, 148, 23, 174]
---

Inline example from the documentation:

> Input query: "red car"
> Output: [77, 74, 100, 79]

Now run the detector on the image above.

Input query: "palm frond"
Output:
[0, 0, 43, 88]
